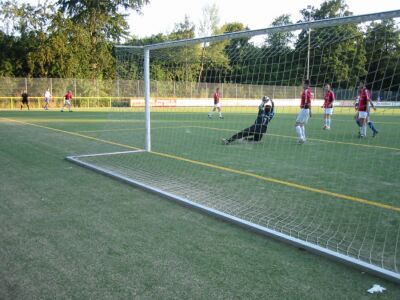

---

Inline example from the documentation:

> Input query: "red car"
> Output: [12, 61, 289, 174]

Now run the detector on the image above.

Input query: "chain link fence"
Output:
[0, 77, 397, 109]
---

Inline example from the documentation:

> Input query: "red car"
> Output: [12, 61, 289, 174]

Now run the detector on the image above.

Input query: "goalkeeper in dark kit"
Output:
[222, 96, 275, 144]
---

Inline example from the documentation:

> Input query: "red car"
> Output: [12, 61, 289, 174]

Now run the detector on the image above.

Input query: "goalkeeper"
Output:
[222, 96, 275, 144]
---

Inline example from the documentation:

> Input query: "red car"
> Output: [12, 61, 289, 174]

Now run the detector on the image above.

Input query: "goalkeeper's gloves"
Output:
[262, 96, 270, 103]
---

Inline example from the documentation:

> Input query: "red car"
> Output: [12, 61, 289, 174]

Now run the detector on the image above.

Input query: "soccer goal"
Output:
[67, 10, 400, 282]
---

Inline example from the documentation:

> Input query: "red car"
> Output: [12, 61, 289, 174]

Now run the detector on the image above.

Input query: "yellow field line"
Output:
[151, 150, 400, 213]
[0, 118, 228, 124]
[2, 117, 399, 213]
[0, 117, 142, 151]
[191, 125, 400, 152]
[77, 125, 191, 133]
[0, 118, 145, 124]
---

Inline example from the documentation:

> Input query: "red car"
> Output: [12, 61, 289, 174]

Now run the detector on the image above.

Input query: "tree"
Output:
[262, 15, 296, 86]
[0, 31, 16, 76]
[197, 3, 220, 82]
[295, 0, 366, 87]
[0, 1, 53, 77]
[30, 12, 95, 78]
[163, 16, 201, 82]
[219, 22, 254, 84]
[364, 19, 400, 92]
[56, 0, 149, 78]
[56, 0, 149, 42]
[265, 14, 294, 51]
[198, 3, 220, 38]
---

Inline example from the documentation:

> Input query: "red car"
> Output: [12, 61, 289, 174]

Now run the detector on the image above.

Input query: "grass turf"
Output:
[1, 108, 400, 299]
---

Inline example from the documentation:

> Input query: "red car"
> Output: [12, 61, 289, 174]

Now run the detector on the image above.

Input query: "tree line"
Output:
[0, 0, 399, 91]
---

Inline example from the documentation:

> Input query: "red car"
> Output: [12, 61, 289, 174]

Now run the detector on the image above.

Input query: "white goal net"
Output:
[68, 10, 400, 282]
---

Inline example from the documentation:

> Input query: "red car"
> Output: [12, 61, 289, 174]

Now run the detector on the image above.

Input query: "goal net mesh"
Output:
[70, 15, 400, 278]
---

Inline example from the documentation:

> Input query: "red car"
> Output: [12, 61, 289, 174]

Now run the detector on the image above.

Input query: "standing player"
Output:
[354, 95, 378, 137]
[295, 80, 312, 144]
[208, 87, 223, 119]
[43, 88, 51, 110]
[61, 90, 73, 112]
[356, 82, 376, 138]
[322, 83, 335, 130]
[222, 96, 274, 144]
[20, 90, 30, 110]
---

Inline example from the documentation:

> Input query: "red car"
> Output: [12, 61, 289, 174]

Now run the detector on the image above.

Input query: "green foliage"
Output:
[295, 0, 366, 88]
[56, 0, 150, 41]
[365, 19, 400, 91]
[266, 14, 294, 50]
[220, 22, 251, 84]
[0, 0, 148, 78]
[0, 0, 398, 93]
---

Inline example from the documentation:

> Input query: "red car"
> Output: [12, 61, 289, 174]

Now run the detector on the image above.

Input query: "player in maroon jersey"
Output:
[208, 87, 223, 119]
[61, 90, 73, 112]
[322, 84, 335, 130]
[295, 80, 312, 144]
[356, 82, 375, 138]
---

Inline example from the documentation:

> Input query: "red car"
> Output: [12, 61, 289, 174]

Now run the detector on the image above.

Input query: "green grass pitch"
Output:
[1, 108, 400, 298]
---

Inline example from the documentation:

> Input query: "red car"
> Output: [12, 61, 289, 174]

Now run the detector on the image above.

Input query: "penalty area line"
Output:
[76, 125, 195, 133]
[0, 117, 142, 152]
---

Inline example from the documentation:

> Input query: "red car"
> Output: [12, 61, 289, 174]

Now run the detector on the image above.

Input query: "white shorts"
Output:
[296, 109, 310, 124]
[324, 108, 333, 115]
[64, 100, 71, 106]
[358, 111, 368, 119]
[213, 103, 221, 108]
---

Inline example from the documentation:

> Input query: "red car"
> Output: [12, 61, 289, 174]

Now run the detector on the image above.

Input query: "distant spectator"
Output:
[44, 88, 51, 110]
[20, 90, 30, 110]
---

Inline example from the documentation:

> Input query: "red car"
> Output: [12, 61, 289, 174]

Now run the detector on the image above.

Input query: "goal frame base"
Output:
[66, 150, 400, 284]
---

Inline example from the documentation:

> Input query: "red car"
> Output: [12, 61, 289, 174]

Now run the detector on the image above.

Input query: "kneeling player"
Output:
[222, 96, 274, 144]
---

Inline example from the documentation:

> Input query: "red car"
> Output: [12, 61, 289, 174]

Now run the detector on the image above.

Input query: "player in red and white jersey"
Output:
[295, 80, 312, 144]
[61, 90, 73, 112]
[208, 87, 223, 119]
[356, 82, 375, 138]
[322, 84, 335, 130]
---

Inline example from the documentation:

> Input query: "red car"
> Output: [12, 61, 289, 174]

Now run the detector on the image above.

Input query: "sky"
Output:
[127, 0, 400, 38]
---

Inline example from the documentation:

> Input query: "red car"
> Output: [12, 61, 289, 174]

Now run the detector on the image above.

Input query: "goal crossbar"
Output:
[115, 10, 400, 51]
